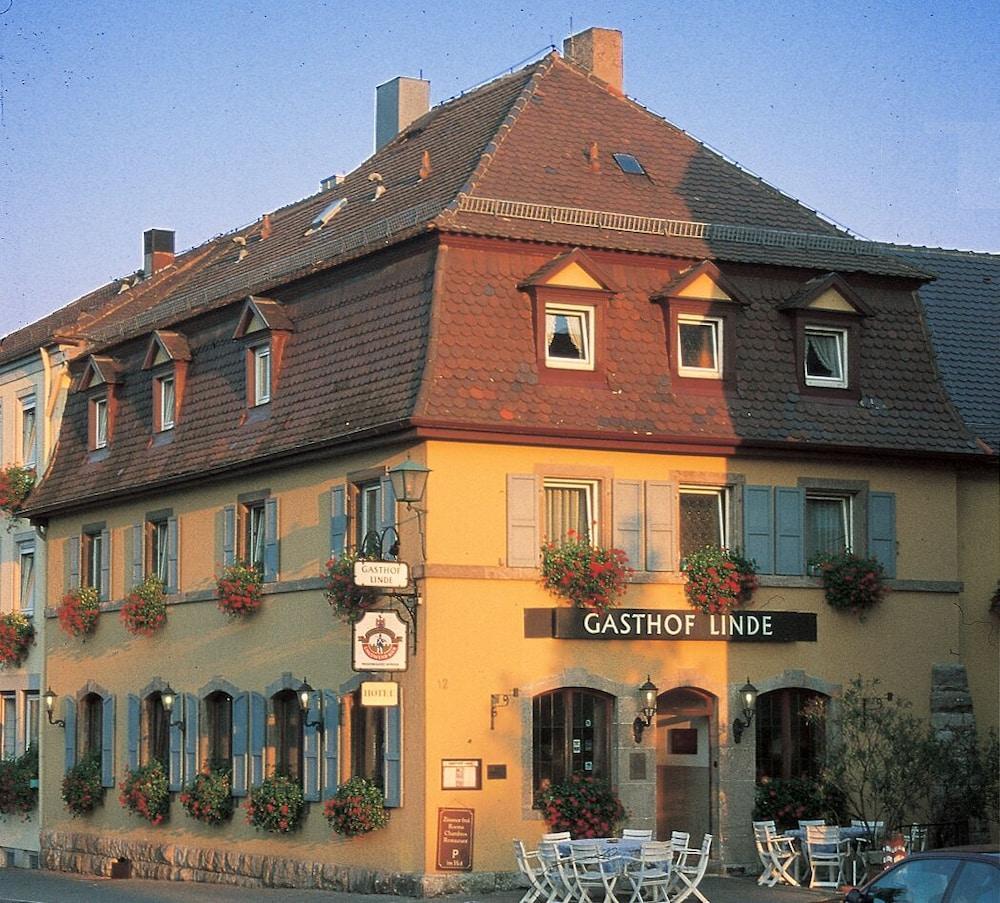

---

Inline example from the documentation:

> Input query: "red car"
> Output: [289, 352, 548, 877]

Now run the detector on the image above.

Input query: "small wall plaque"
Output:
[442, 758, 482, 790]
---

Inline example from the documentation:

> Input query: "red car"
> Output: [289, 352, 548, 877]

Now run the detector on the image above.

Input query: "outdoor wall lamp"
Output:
[160, 684, 185, 733]
[298, 678, 324, 731]
[732, 677, 758, 744]
[43, 687, 65, 728]
[387, 459, 430, 508]
[632, 676, 658, 743]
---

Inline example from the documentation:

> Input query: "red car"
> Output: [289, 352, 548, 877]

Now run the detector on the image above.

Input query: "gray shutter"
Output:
[775, 487, 804, 576]
[506, 474, 539, 567]
[184, 693, 199, 782]
[130, 524, 144, 587]
[379, 474, 397, 558]
[263, 498, 278, 582]
[101, 695, 115, 788]
[64, 698, 77, 771]
[302, 693, 321, 802]
[231, 691, 249, 797]
[322, 690, 340, 797]
[127, 694, 141, 770]
[330, 485, 347, 557]
[67, 535, 80, 591]
[166, 517, 179, 594]
[612, 480, 642, 569]
[743, 486, 774, 575]
[384, 699, 402, 807]
[168, 694, 184, 791]
[868, 492, 897, 578]
[645, 481, 677, 572]
[249, 692, 266, 787]
[222, 505, 236, 567]
[99, 528, 111, 602]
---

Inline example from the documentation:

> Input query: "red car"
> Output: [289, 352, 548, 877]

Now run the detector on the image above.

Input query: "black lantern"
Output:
[298, 678, 323, 730]
[160, 683, 185, 732]
[632, 675, 659, 743]
[43, 687, 66, 728]
[388, 459, 430, 507]
[732, 677, 758, 744]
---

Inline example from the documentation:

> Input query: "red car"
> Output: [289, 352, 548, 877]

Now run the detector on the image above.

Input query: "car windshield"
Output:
[866, 858, 958, 902]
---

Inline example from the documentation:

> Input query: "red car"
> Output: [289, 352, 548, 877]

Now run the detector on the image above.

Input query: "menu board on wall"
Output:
[436, 808, 474, 871]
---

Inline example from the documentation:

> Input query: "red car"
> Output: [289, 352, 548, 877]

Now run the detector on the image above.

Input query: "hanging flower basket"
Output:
[62, 753, 104, 816]
[57, 586, 101, 638]
[215, 562, 263, 617]
[540, 531, 632, 615]
[810, 550, 889, 617]
[119, 760, 170, 825]
[0, 747, 38, 818]
[120, 575, 167, 636]
[681, 546, 758, 615]
[324, 552, 379, 623]
[0, 464, 35, 519]
[536, 773, 626, 839]
[245, 774, 305, 834]
[324, 775, 389, 837]
[180, 766, 234, 825]
[0, 611, 34, 668]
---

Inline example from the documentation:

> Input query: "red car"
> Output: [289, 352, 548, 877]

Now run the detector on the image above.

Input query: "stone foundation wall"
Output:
[41, 830, 520, 897]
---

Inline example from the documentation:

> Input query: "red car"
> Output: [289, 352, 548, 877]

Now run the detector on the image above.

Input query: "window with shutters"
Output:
[679, 486, 729, 560]
[20, 398, 37, 468]
[269, 689, 302, 782]
[327, 473, 396, 560]
[544, 479, 599, 544]
[532, 688, 613, 801]
[342, 689, 386, 788]
[355, 481, 382, 553]
[25, 691, 39, 752]
[242, 501, 266, 572]
[0, 693, 15, 759]
[81, 525, 107, 600]
[142, 691, 170, 767]
[805, 494, 852, 560]
[17, 538, 35, 613]
[79, 692, 103, 760]
[223, 495, 277, 582]
[146, 516, 170, 584]
[202, 691, 233, 771]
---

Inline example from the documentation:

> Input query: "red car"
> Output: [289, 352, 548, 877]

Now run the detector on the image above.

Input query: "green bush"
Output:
[0, 746, 38, 818]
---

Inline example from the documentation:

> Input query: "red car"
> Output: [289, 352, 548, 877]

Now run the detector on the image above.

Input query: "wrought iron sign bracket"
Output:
[490, 688, 519, 730]
[382, 589, 420, 655]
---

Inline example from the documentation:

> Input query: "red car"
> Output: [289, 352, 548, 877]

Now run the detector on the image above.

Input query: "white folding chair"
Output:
[753, 823, 799, 887]
[850, 819, 885, 885]
[515, 840, 556, 903]
[538, 838, 577, 903]
[622, 829, 654, 841]
[570, 840, 619, 903]
[797, 819, 826, 881]
[805, 825, 850, 890]
[669, 833, 712, 903]
[624, 840, 672, 903]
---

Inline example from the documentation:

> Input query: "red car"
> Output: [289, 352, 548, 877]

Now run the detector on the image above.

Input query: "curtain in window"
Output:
[547, 312, 585, 359]
[161, 378, 175, 426]
[21, 407, 36, 464]
[679, 322, 717, 370]
[546, 486, 590, 542]
[805, 332, 841, 378]
[806, 497, 848, 558]
[19, 551, 34, 610]
[679, 491, 724, 559]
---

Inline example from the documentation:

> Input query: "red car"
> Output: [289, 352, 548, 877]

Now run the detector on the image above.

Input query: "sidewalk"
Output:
[0, 869, 837, 903]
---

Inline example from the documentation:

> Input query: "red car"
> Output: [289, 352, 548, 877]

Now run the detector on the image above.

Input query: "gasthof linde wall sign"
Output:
[354, 559, 409, 588]
[353, 610, 408, 671]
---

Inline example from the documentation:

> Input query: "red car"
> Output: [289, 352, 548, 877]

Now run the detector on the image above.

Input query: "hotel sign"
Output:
[524, 608, 816, 642]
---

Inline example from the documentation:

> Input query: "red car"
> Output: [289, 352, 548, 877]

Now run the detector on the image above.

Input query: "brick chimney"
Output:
[375, 76, 431, 152]
[563, 27, 623, 94]
[143, 228, 175, 276]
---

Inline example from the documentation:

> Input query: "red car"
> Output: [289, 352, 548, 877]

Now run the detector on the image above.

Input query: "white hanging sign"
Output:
[352, 610, 408, 672]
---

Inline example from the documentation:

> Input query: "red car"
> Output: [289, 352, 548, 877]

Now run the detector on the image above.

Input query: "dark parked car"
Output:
[831, 847, 998, 903]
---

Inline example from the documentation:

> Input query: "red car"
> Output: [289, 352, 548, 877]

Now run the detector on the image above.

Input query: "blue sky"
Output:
[1, 0, 997, 337]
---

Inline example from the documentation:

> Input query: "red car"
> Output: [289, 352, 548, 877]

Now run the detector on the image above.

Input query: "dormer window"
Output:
[76, 355, 122, 454]
[804, 326, 848, 388]
[233, 296, 293, 413]
[93, 397, 109, 449]
[545, 304, 594, 370]
[143, 330, 190, 435]
[677, 315, 723, 378]
[158, 375, 176, 430]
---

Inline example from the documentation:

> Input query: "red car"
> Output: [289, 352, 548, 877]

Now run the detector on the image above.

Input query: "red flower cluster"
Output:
[0, 612, 34, 668]
[324, 554, 379, 623]
[120, 576, 167, 636]
[324, 775, 389, 836]
[215, 562, 263, 617]
[61, 753, 104, 816]
[811, 550, 889, 616]
[0, 464, 34, 518]
[180, 767, 233, 825]
[536, 773, 626, 839]
[57, 586, 101, 638]
[681, 547, 757, 615]
[0, 747, 37, 817]
[119, 760, 169, 825]
[245, 775, 305, 833]
[541, 532, 632, 614]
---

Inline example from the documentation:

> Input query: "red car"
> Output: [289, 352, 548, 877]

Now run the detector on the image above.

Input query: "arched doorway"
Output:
[656, 687, 716, 841]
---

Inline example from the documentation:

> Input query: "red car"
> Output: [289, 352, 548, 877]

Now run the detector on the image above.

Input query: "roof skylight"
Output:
[612, 153, 646, 176]
[305, 197, 348, 236]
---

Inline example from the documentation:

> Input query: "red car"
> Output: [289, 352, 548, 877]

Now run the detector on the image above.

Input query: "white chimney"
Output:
[375, 76, 431, 152]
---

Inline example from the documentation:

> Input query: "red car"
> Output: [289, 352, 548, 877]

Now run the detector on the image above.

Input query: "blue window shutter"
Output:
[379, 474, 397, 558]
[384, 701, 402, 808]
[222, 505, 236, 567]
[166, 517, 179, 594]
[868, 492, 897, 578]
[184, 693, 199, 783]
[168, 694, 184, 791]
[99, 528, 111, 602]
[775, 487, 804, 576]
[263, 498, 279, 583]
[64, 698, 77, 771]
[330, 485, 347, 557]
[249, 692, 266, 787]
[506, 474, 538, 567]
[127, 694, 140, 771]
[743, 486, 774, 575]
[101, 695, 116, 788]
[67, 535, 80, 590]
[231, 691, 249, 797]
[645, 481, 677, 572]
[322, 690, 339, 797]
[131, 524, 144, 587]
[302, 693, 321, 802]
[612, 480, 642, 569]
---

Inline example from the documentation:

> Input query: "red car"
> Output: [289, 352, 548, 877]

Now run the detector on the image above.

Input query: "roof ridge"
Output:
[880, 242, 1000, 259]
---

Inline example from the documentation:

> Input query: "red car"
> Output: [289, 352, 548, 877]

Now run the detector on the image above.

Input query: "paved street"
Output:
[0, 870, 836, 903]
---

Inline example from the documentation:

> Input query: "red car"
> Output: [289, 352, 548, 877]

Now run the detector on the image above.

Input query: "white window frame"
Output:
[148, 518, 169, 583]
[25, 691, 39, 751]
[253, 345, 272, 406]
[679, 486, 729, 559]
[20, 399, 37, 467]
[544, 303, 595, 371]
[94, 397, 109, 449]
[84, 529, 104, 596]
[805, 493, 853, 561]
[356, 482, 381, 551]
[17, 540, 35, 614]
[158, 375, 176, 431]
[543, 478, 600, 544]
[245, 501, 266, 569]
[804, 326, 848, 388]
[1, 693, 16, 759]
[676, 315, 723, 379]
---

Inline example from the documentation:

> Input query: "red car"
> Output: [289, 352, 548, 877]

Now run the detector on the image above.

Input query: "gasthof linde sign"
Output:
[524, 608, 817, 642]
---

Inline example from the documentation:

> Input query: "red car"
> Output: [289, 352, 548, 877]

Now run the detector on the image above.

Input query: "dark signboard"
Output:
[436, 808, 474, 871]
[524, 608, 816, 642]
